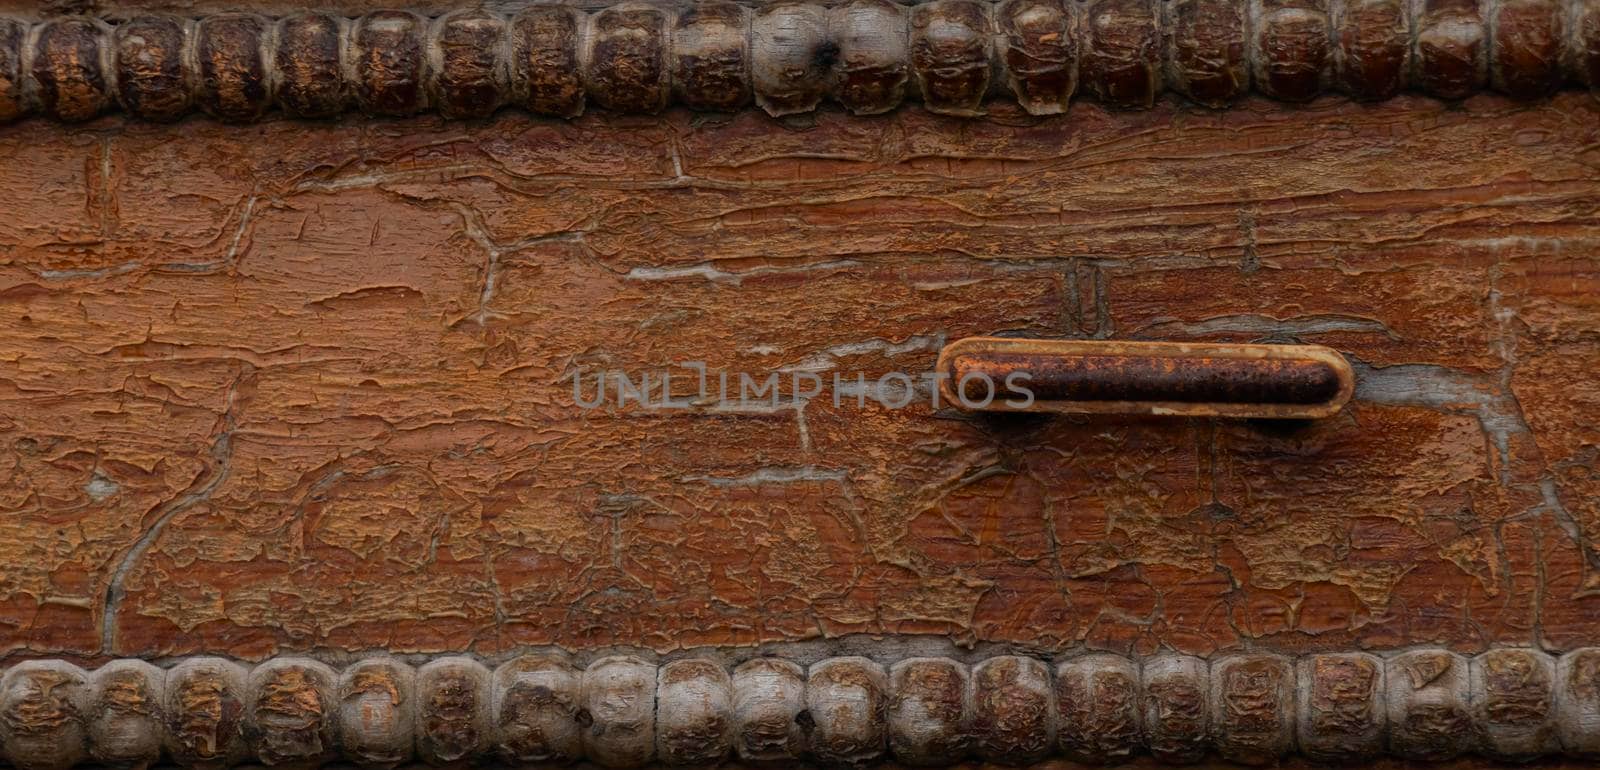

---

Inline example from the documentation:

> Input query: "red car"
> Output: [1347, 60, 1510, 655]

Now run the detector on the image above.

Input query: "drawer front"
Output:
[1, 2, 1599, 765]
[6, 97, 1596, 658]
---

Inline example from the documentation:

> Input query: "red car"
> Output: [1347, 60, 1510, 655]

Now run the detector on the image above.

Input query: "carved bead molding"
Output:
[1, 0, 1599, 124]
[0, 648, 1599, 768]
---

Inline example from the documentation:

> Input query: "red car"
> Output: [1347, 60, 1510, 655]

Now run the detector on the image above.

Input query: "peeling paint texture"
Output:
[0, 86, 1595, 671]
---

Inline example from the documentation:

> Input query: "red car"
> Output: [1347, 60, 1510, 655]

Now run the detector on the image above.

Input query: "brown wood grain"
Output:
[0, 93, 1597, 662]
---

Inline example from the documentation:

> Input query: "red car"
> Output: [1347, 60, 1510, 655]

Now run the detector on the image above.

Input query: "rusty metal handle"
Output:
[936, 338, 1355, 419]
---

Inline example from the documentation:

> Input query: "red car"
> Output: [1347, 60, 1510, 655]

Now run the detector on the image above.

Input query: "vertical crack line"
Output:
[1092, 265, 1112, 339]
[1531, 515, 1546, 644]
[795, 400, 813, 453]
[96, 138, 115, 240]
[667, 136, 690, 184]
[1538, 476, 1600, 594]
[1238, 209, 1261, 274]
[1202, 418, 1220, 504]
[485, 557, 508, 642]
[1038, 480, 1070, 597]
[1062, 259, 1082, 336]
[451, 203, 504, 328]
[99, 372, 247, 654]
[223, 194, 259, 270]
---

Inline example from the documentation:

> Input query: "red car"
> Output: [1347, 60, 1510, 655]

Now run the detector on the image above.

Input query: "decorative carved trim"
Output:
[0, 648, 1596, 767]
[0, 0, 1595, 124]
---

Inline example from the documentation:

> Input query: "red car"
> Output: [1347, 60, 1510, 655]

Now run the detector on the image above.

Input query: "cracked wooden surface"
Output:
[0, 92, 1597, 663]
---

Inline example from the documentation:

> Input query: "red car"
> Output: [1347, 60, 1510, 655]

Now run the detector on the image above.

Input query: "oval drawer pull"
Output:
[936, 337, 1354, 418]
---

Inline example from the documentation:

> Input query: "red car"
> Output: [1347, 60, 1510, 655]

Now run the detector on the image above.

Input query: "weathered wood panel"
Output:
[0, 93, 1597, 663]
